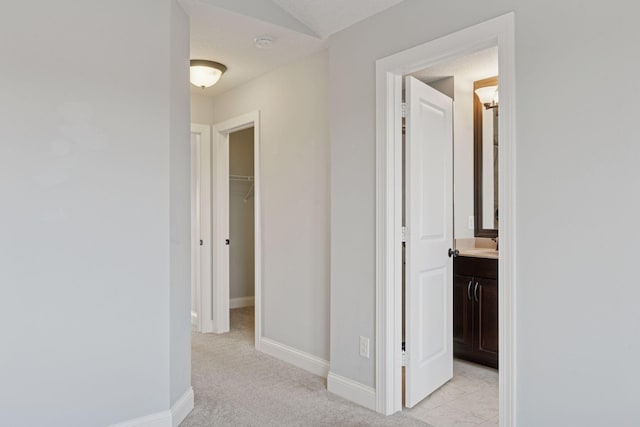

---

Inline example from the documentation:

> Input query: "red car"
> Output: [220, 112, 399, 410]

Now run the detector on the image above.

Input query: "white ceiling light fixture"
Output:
[190, 60, 227, 89]
[254, 35, 274, 49]
[475, 85, 499, 109]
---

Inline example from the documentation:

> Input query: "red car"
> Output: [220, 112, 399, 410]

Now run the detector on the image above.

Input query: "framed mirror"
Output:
[473, 76, 498, 238]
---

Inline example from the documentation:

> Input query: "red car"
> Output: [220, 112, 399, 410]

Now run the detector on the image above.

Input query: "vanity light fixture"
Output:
[190, 60, 227, 89]
[475, 85, 499, 109]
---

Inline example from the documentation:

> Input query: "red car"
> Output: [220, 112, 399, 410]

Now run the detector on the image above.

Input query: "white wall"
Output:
[453, 78, 475, 239]
[329, 0, 640, 424]
[0, 1, 191, 425]
[191, 92, 215, 125]
[229, 128, 255, 300]
[210, 51, 330, 361]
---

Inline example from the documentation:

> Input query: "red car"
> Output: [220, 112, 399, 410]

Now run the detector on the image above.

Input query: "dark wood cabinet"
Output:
[453, 274, 474, 355]
[476, 277, 498, 362]
[453, 256, 498, 368]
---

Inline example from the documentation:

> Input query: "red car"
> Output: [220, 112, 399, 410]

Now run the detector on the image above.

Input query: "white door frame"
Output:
[211, 111, 262, 347]
[191, 123, 212, 333]
[374, 13, 516, 424]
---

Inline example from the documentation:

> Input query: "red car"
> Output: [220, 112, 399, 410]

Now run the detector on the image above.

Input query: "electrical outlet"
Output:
[468, 216, 475, 230]
[359, 336, 370, 359]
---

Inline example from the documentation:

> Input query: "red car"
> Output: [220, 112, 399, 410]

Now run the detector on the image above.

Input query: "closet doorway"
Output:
[228, 127, 256, 312]
[210, 112, 262, 347]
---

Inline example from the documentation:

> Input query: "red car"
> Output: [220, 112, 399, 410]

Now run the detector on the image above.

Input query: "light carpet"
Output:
[182, 307, 429, 426]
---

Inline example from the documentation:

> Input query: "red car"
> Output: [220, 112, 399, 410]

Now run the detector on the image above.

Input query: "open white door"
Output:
[191, 124, 213, 333]
[404, 76, 454, 408]
[213, 128, 230, 333]
[190, 131, 201, 329]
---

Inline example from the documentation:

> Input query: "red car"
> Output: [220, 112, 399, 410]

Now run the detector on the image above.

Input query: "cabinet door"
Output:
[453, 274, 474, 358]
[475, 278, 499, 367]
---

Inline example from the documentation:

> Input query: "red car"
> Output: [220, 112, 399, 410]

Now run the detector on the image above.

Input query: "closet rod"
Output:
[229, 174, 254, 182]
[243, 182, 254, 203]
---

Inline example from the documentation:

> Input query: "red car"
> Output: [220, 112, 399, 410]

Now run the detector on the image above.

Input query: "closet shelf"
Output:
[229, 174, 254, 182]
[229, 174, 254, 202]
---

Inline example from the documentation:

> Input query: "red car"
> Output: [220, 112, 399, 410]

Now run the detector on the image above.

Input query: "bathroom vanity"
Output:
[453, 252, 498, 369]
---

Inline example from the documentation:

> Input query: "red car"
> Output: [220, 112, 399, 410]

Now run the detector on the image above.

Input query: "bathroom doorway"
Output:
[374, 13, 516, 424]
[401, 46, 500, 426]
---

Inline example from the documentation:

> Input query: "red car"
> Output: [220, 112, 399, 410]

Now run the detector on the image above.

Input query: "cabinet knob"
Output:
[474, 282, 480, 302]
[467, 280, 473, 300]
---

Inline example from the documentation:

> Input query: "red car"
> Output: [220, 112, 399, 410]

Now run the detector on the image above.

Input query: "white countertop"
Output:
[457, 247, 498, 259]
[455, 237, 498, 259]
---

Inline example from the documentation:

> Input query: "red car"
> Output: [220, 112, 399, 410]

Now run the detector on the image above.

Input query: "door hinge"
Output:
[402, 349, 407, 367]
[401, 102, 407, 118]
[401, 226, 407, 243]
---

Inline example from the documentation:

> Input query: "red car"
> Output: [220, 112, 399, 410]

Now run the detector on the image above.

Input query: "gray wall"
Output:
[329, 0, 640, 424]
[210, 51, 330, 360]
[169, 0, 191, 406]
[229, 128, 255, 300]
[0, 1, 191, 425]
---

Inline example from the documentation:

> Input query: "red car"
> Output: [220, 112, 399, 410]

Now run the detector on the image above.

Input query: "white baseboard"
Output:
[229, 296, 255, 309]
[258, 337, 329, 378]
[110, 387, 194, 427]
[110, 411, 170, 427]
[171, 386, 194, 427]
[327, 372, 376, 411]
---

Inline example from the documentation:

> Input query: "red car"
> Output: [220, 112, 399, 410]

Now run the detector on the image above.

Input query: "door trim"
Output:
[191, 123, 212, 333]
[374, 13, 516, 424]
[211, 111, 262, 349]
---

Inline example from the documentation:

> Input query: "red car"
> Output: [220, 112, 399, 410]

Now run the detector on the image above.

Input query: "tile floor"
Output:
[405, 359, 498, 426]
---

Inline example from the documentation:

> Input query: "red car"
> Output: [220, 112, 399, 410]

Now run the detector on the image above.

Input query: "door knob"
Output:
[448, 248, 459, 258]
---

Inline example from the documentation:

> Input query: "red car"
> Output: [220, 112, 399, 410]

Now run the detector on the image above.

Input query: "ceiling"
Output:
[411, 47, 499, 84]
[180, 0, 405, 97]
[271, 0, 405, 39]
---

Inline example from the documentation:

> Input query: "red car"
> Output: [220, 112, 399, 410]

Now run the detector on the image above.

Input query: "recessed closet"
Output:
[229, 127, 255, 310]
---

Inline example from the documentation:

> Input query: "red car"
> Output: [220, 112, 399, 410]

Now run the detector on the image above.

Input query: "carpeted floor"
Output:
[181, 307, 429, 426]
